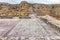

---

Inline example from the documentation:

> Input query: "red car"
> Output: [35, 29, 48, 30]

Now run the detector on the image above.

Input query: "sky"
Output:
[0, 0, 60, 4]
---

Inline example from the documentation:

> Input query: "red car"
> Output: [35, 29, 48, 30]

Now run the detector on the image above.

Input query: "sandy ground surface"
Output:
[0, 18, 60, 40]
[0, 19, 19, 37]
[4, 18, 60, 39]
[39, 15, 60, 28]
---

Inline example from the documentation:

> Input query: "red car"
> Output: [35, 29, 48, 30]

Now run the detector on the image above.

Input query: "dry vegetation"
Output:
[0, 1, 60, 19]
